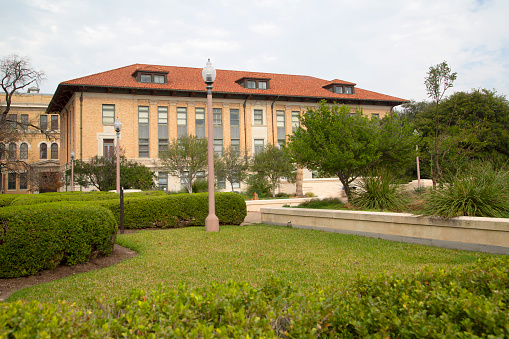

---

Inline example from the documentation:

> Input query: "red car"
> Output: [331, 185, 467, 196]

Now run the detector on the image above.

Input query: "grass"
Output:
[7, 225, 494, 307]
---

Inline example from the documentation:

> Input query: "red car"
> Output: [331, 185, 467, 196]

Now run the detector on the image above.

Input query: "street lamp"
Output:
[70, 151, 75, 192]
[114, 118, 122, 194]
[202, 59, 219, 232]
[414, 130, 421, 189]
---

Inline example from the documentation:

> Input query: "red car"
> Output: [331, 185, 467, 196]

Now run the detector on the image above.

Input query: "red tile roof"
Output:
[59, 64, 406, 103]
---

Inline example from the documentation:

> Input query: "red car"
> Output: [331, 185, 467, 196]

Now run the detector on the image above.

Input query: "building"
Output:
[0, 88, 61, 194]
[47, 64, 406, 192]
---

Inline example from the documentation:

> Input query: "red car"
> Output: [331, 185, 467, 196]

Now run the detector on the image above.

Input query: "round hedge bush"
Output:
[0, 203, 117, 278]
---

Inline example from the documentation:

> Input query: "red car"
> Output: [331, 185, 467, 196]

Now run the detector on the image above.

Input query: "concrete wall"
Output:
[261, 207, 509, 254]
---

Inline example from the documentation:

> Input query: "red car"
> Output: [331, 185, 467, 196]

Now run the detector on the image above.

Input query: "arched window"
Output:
[51, 143, 58, 159]
[9, 143, 17, 160]
[40, 143, 47, 159]
[20, 143, 28, 160]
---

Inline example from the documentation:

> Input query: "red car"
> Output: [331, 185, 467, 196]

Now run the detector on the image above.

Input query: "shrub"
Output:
[0, 194, 22, 207]
[275, 192, 290, 198]
[305, 192, 316, 197]
[0, 203, 117, 278]
[352, 167, 407, 211]
[297, 197, 344, 209]
[422, 162, 509, 218]
[192, 179, 208, 193]
[245, 173, 271, 198]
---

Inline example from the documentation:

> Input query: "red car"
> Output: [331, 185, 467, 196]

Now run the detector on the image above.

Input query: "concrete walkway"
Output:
[240, 211, 261, 225]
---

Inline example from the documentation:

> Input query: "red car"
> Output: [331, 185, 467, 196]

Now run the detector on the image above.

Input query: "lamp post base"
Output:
[205, 214, 219, 232]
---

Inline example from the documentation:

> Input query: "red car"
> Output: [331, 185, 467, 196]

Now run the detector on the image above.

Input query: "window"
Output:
[19, 173, 27, 190]
[254, 109, 263, 125]
[247, 80, 256, 89]
[258, 81, 267, 89]
[232, 182, 240, 189]
[51, 143, 58, 159]
[104, 139, 114, 158]
[230, 109, 239, 127]
[276, 110, 286, 146]
[180, 171, 189, 191]
[141, 74, 152, 83]
[217, 177, 226, 189]
[213, 108, 222, 126]
[158, 172, 168, 191]
[158, 106, 169, 156]
[334, 86, 343, 94]
[20, 143, 28, 159]
[21, 114, 28, 130]
[40, 115, 47, 130]
[139, 106, 149, 158]
[231, 139, 240, 157]
[0, 144, 4, 160]
[345, 87, 353, 94]
[214, 139, 223, 156]
[254, 139, 264, 155]
[240, 78, 270, 90]
[276, 111, 285, 128]
[195, 107, 205, 138]
[292, 111, 300, 132]
[177, 107, 187, 137]
[8, 143, 16, 160]
[371, 113, 379, 119]
[8, 173, 16, 190]
[51, 115, 59, 130]
[8, 114, 16, 129]
[102, 104, 115, 125]
[154, 75, 165, 84]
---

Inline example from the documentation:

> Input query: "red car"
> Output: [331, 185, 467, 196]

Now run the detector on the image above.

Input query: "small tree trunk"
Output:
[296, 167, 303, 196]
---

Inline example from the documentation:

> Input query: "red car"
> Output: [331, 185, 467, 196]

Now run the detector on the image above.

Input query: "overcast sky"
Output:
[2, 0, 508, 102]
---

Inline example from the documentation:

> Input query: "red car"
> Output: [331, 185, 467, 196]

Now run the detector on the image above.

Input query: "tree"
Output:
[1, 54, 45, 173]
[158, 135, 208, 193]
[251, 143, 295, 198]
[214, 146, 249, 192]
[68, 154, 155, 191]
[285, 101, 417, 202]
[424, 61, 457, 185]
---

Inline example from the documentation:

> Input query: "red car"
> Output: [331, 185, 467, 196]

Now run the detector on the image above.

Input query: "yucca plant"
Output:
[422, 162, 509, 218]
[351, 166, 407, 211]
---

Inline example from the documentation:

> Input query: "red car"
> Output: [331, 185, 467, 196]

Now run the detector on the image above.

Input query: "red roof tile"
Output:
[60, 64, 407, 103]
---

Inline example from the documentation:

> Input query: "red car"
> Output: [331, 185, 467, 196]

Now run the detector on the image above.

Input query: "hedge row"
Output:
[8, 190, 166, 207]
[1, 257, 507, 337]
[93, 192, 247, 229]
[0, 203, 117, 278]
[0, 194, 22, 207]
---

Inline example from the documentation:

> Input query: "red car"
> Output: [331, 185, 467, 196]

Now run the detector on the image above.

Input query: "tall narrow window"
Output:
[253, 110, 263, 125]
[40, 115, 47, 131]
[21, 114, 28, 130]
[102, 104, 115, 125]
[158, 172, 168, 191]
[138, 106, 149, 158]
[213, 108, 222, 126]
[292, 111, 300, 132]
[231, 139, 240, 157]
[177, 107, 187, 137]
[214, 139, 223, 156]
[180, 171, 189, 191]
[213, 108, 223, 149]
[158, 106, 169, 156]
[276, 110, 286, 146]
[8, 114, 16, 129]
[230, 109, 240, 155]
[8, 143, 16, 160]
[51, 143, 58, 159]
[40, 143, 47, 159]
[51, 115, 59, 130]
[0, 144, 5, 160]
[19, 173, 27, 190]
[195, 107, 205, 138]
[20, 143, 28, 159]
[103, 139, 114, 158]
[254, 139, 264, 155]
[8, 173, 16, 190]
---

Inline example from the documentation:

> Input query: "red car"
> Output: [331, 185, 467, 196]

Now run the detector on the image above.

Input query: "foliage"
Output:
[214, 146, 249, 192]
[297, 197, 344, 209]
[158, 135, 208, 193]
[245, 172, 271, 198]
[421, 162, 509, 218]
[68, 154, 155, 191]
[251, 144, 295, 198]
[286, 101, 418, 202]
[0, 203, 116, 278]
[0, 193, 21, 207]
[2, 256, 507, 337]
[191, 179, 209, 193]
[352, 167, 408, 211]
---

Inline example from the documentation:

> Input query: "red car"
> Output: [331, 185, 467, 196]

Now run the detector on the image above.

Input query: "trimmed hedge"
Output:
[95, 192, 247, 229]
[9, 190, 165, 206]
[1, 257, 507, 337]
[0, 203, 117, 278]
[0, 194, 22, 207]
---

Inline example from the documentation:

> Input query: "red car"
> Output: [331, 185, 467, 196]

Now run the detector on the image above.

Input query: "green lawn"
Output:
[8, 225, 494, 307]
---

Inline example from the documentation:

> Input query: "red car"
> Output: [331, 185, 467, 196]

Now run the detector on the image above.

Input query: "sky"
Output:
[2, 0, 508, 102]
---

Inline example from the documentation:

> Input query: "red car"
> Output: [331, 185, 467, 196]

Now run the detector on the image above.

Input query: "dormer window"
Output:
[154, 75, 165, 84]
[236, 77, 270, 90]
[141, 74, 152, 83]
[323, 80, 356, 95]
[345, 87, 353, 94]
[133, 69, 168, 84]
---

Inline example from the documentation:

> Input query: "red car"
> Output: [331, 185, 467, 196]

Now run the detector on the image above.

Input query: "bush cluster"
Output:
[95, 192, 247, 229]
[0, 203, 117, 278]
[1, 256, 507, 337]
[0, 194, 22, 207]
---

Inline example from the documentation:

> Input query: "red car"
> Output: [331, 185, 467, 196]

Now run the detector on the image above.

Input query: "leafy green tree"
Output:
[251, 144, 295, 198]
[214, 146, 249, 192]
[285, 101, 417, 202]
[68, 155, 155, 191]
[158, 135, 208, 193]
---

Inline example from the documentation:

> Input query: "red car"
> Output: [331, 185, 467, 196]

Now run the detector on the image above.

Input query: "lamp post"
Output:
[202, 59, 219, 232]
[70, 151, 75, 192]
[114, 118, 122, 194]
[414, 130, 421, 189]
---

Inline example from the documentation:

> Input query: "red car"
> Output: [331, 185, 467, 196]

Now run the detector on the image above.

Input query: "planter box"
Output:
[261, 207, 509, 255]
